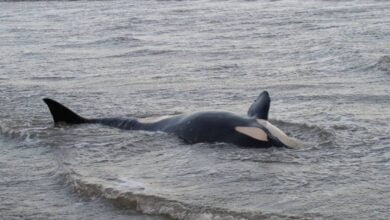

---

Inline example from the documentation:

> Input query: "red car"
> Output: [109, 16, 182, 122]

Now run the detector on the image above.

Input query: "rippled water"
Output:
[1, 0, 389, 219]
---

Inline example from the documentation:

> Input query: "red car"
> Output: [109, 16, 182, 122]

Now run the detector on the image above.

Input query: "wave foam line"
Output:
[65, 175, 300, 220]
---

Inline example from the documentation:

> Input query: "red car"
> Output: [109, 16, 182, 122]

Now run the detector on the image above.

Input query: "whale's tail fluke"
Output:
[43, 98, 87, 124]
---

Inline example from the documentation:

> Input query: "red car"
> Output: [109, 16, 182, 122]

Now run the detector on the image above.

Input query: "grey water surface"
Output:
[0, 0, 389, 219]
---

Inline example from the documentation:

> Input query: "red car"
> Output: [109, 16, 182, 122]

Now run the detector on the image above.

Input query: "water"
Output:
[0, 0, 389, 219]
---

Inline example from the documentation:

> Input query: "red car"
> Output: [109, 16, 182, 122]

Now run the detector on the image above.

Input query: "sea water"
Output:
[0, 0, 389, 219]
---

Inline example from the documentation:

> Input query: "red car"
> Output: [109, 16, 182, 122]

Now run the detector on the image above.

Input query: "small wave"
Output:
[372, 56, 390, 73]
[107, 49, 177, 59]
[28, 76, 76, 81]
[200, 64, 240, 72]
[92, 36, 141, 45]
[0, 122, 36, 143]
[81, 36, 141, 47]
[54, 36, 141, 49]
[66, 175, 301, 220]
[270, 119, 335, 148]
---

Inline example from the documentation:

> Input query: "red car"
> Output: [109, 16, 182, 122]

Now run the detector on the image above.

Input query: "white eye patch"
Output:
[235, 126, 268, 142]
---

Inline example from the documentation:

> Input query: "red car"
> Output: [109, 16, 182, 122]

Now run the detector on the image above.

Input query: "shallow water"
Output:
[0, 0, 389, 219]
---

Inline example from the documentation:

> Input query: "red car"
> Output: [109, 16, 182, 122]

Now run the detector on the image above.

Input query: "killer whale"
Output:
[43, 91, 299, 148]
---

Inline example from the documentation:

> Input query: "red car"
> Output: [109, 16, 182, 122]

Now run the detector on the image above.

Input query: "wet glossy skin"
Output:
[43, 91, 285, 148]
[91, 111, 273, 147]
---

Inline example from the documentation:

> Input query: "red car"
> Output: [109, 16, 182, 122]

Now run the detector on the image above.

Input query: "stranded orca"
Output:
[43, 91, 299, 148]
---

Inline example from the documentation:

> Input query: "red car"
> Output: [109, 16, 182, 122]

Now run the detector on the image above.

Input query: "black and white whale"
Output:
[43, 91, 299, 148]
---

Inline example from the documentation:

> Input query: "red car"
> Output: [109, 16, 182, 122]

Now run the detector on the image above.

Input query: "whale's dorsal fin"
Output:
[43, 98, 87, 124]
[247, 91, 270, 120]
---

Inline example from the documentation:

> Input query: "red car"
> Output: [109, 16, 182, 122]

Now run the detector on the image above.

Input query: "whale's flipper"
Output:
[43, 98, 87, 124]
[247, 91, 270, 120]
